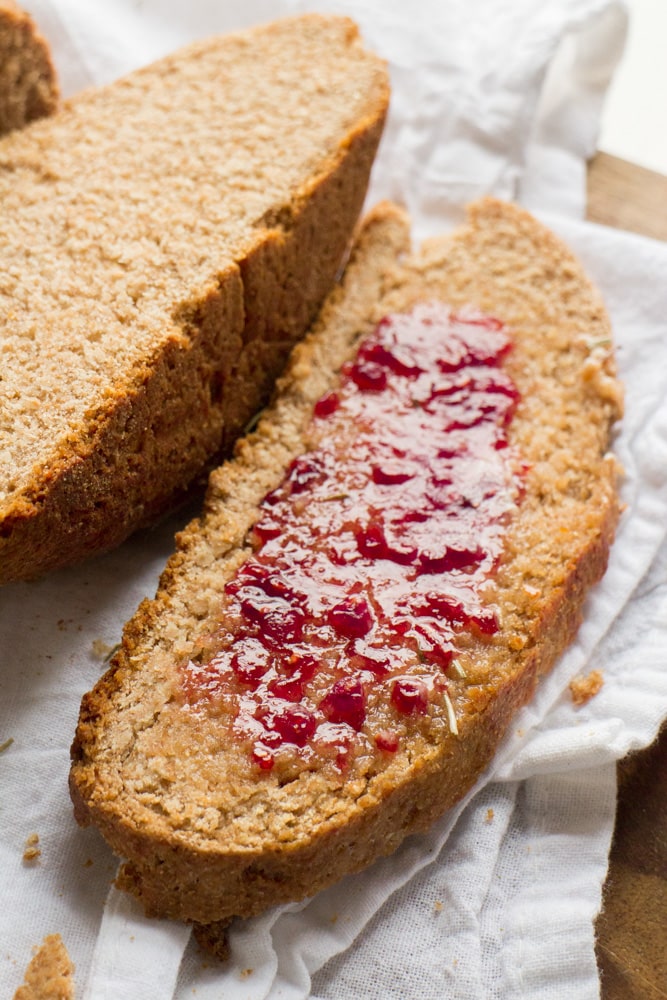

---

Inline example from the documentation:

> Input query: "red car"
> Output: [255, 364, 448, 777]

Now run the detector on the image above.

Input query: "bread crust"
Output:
[0, 15, 388, 583]
[70, 199, 622, 935]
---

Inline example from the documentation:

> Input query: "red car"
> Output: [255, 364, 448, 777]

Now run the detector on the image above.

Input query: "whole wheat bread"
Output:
[70, 199, 622, 949]
[0, 14, 388, 584]
[0, 0, 58, 136]
[12, 934, 74, 1000]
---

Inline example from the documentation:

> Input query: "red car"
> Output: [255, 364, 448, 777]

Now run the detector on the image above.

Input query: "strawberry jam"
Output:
[182, 304, 523, 774]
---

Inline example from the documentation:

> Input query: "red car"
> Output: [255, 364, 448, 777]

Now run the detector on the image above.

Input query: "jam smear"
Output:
[182, 304, 523, 772]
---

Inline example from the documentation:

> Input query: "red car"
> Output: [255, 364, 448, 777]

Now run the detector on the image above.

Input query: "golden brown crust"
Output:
[0, 14, 388, 583]
[70, 199, 621, 937]
[0, 0, 58, 136]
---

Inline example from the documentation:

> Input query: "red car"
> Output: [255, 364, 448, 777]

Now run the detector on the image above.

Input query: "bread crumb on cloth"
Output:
[12, 933, 74, 1000]
[570, 669, 604, 706]
[22, 832, 41, 863]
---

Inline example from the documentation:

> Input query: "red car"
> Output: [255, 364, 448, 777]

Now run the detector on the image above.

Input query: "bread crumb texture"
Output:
[570, 669, 604, 706]
[69, 199, 622, 940]
[0, 14, 388, 583]
[22, 831, 41, 862]
[0, 1, 58, 136]
[13, 934, 74, 1000]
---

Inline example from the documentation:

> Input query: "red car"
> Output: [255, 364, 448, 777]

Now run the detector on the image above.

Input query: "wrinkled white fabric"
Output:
[5, 2, 667, 999]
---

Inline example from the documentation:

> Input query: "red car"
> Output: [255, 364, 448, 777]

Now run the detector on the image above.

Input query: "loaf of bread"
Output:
[0, 0, 58, 134]
[0, 14, 388, 584]
[70, 199, 622, 952]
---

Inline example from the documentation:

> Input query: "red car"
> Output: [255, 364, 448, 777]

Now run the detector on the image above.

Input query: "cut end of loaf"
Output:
[0, 0, 58, 136]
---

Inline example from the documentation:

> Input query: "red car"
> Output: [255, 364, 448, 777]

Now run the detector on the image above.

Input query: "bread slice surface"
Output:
[0, 13, 388, 583]
[69, 199, 622, 936]
[0, 0, 58, 136]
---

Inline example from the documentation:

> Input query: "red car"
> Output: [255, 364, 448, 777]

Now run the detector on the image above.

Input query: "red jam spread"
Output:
[182, 303, 523, 773]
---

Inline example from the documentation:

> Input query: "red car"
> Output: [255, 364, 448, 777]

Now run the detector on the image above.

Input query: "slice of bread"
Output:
[70, 199, 622, 947]
[0, 14, 388, 584]
[0, 0, 58, 135]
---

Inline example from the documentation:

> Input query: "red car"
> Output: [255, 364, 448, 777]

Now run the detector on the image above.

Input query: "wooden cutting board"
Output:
[586, 152, 667, 1000]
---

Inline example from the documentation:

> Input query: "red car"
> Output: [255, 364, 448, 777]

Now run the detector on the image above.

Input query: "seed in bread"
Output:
[0, 14, 389, 584]
[69, 199, 621, 946]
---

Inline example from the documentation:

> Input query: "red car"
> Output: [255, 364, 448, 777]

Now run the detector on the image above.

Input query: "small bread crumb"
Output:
[569, 669, 604, 706]
[23, 833, 41, 863]
[13, 933, 74, 1000]
[434, 900, 443, 913]
[485, 808, 494, 823]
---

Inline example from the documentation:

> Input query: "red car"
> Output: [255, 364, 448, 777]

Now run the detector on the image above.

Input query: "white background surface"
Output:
[599, 0, 667, 173]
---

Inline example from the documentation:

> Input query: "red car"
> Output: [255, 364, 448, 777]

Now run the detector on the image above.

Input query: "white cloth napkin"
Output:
[4, 1, 667, 998]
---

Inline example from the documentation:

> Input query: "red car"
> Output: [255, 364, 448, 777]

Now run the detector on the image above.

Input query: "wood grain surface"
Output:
[588, 152, 667, 241]
[587, 151, 667, 1000]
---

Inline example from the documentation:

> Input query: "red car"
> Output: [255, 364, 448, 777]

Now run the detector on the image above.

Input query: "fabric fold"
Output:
[82, 889, 191, 1000]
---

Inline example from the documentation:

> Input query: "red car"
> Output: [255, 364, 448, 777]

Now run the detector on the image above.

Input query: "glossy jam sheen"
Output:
[183, 304, 522, 771]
